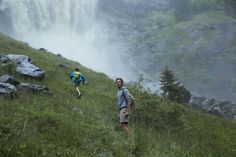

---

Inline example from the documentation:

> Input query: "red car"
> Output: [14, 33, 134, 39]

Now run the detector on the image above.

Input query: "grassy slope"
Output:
[0, 33, 236, 157]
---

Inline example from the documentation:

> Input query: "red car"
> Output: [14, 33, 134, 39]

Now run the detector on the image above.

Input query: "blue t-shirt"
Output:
[117, 87, 132, 110]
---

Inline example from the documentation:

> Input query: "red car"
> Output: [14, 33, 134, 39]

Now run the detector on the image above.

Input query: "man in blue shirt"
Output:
[115, 78, 133, 139]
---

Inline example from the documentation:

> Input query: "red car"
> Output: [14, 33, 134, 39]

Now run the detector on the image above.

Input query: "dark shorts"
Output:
[74, 79, 81, 87]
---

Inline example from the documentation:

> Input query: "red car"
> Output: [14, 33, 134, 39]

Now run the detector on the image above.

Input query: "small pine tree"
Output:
[160, 66, 177, 97]
[160, 66, 191, 103]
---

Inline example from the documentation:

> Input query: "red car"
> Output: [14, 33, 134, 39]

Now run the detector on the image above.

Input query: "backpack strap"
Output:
[122, 89, 127, 103]
[118, 88, 127, 108]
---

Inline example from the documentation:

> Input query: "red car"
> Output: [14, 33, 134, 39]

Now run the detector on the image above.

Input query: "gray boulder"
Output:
[0, 82, 17, 96]
[17, 83, 51, 95]
[39, 48, 47, 52]
[16, 61, 45, 78]
[0, 74, 20, 86]
[7, 54, 30, 62]
[176, 84, 191, 104]
[7, 54, 45, 78]
[57, 54, 63, 58]
[0, 54, 9, 64]
[190, 97, 236, 120]
[59, 63, 69, 69]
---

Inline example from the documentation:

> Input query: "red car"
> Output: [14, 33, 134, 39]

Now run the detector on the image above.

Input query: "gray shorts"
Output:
[119, 108, 129, 124]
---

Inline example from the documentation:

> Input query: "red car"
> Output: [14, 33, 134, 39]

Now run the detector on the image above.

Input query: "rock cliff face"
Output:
[97, 0, 236, 103]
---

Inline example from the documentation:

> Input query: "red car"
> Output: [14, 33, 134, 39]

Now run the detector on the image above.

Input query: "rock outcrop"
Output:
[7, 54, 45, 78]
[176, 84, 191, 104]
[190, 97, 236, 120]
[17, 83, 51, 95]
[59, 64, 69, 69]
[0, 53, 51, 97]
[0, 54, 9, 64]
[0, 74, 20, 86]
[0, 82, 17, 96]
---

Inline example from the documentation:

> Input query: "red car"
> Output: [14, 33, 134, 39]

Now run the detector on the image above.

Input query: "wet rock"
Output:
[0, 82, 17, 96]
[17, 83, 52, 95]
[0, 74, 20, 86]
[39, 48, 47, 52]
[59, 64, 69, 69]
[7, 54, 45, 78]
[0, 54, 9, 64]
[16, 61, 45, 78]
[7, 54, 30, 63]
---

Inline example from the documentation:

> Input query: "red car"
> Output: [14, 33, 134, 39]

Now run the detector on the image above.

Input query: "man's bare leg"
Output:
[121, 123, 130, 139]
[76, 87, 81, 96]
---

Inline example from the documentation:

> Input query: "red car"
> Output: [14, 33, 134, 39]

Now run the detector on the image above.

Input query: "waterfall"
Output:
[0, 0, 133, 79]
[0, 0, 98, 36]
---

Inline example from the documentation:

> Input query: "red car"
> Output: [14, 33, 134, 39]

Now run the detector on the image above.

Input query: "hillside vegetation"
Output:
[0, 33, 236, 157]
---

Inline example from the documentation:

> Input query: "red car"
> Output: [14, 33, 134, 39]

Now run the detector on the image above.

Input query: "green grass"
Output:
[0, 32, 236, 157]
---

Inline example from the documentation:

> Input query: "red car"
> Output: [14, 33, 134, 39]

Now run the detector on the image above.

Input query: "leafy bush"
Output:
[132, 91, 184, 131]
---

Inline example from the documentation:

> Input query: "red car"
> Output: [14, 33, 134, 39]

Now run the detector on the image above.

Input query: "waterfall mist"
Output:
[0, 0, 134, 80]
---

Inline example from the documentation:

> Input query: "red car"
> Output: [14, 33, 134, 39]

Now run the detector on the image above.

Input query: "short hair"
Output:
[116, 78, 123, 84]
[74, 68, 80, 71]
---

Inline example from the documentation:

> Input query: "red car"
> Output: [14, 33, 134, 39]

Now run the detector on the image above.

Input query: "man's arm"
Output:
[124, 89, 132, 111]
[80, 73, 86, 84]
[69, 72, 75, 81]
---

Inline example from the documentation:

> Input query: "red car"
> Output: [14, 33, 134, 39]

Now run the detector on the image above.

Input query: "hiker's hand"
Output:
[127, 103, 132, 112]
[125, 110, 129, 117]
[124, 109, 129, 116]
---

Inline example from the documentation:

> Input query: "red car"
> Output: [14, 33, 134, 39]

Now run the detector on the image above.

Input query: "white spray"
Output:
[0, 0, 134, 80]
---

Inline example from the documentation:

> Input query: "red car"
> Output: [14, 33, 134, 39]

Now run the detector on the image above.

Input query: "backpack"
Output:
[74, 71, 80, 79]
[122, 89, 135, 109]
